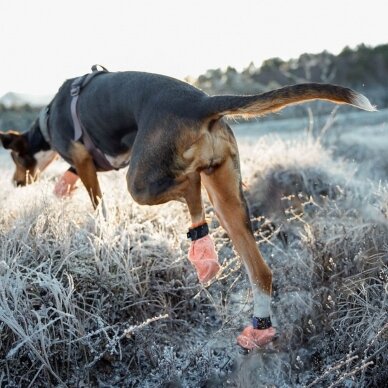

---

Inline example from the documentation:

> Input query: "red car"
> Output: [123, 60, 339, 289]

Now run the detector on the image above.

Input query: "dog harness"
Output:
[38, 65, 116, 171]
[38, 106, 50, 144]
[70, 65, 116, 171]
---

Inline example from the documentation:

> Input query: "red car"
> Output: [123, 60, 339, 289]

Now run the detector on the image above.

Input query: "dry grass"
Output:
[0, 128, 387, 387]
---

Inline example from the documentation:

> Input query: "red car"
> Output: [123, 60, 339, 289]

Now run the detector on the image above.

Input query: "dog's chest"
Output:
[35, 150, 58, 171]
[104, 150, 131, 169]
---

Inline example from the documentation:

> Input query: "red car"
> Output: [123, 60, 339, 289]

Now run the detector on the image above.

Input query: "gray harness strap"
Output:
[70, 65, 116, 171]
[38, 106, 50, 143]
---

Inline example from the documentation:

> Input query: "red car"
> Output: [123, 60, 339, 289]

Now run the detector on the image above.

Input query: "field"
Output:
[0, 106, 387, 387]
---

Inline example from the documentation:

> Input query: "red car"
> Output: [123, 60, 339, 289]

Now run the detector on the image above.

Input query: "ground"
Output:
[0, 106, 387, 387]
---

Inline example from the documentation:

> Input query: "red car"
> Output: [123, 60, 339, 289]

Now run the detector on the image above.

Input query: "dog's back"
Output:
[49, 72, 209, 159]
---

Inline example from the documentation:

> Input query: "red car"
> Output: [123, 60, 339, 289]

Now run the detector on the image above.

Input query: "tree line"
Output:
[191, 43, 388, 109]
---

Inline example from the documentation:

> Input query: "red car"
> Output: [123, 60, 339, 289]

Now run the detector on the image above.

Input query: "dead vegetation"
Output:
[0, 127, 387, 387]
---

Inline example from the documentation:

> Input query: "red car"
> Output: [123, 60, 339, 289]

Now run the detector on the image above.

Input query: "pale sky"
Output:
[1, 0, 387, 96]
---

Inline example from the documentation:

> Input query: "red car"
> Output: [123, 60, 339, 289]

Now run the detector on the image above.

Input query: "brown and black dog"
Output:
[0, 68, 375, 349]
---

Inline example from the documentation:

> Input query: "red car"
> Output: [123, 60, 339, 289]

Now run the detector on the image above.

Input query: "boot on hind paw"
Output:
[237, 326, 277, 350]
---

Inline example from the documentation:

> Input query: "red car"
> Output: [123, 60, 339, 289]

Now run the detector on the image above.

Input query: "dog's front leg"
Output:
[184, 173, 220, 283]
[69, 141, 103, 209]
[54, 167, 80, 197]
[201, 155, 276, 350]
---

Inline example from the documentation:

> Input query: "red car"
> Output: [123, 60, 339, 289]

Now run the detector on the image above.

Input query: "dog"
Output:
[0, 66, 375, 349]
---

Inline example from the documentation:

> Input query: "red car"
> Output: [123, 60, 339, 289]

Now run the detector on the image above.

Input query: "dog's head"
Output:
[0, 130, 57, 186]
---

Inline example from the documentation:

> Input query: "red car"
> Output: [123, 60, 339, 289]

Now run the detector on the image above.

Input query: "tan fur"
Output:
[11, 157, 35, 186]
[181, 122, 236, 175]
[178, 120, 272, 297]
[69, 142, 102, 208]
[183, 172, 205, 226]
[10, 151, 37, 186]
[208, 83, 376, 120]
[201, 154, 272, 296]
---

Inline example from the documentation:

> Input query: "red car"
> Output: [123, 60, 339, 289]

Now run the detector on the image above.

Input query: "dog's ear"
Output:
[0, 130, 27, 153]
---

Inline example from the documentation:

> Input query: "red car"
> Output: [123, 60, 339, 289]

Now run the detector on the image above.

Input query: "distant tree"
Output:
[339, 45, 353, 56]
[261, 57, 284, 70]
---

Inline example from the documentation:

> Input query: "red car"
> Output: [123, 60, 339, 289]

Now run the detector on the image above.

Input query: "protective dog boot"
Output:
[188, 234, 220, 283]
[237, 326, 276, 350]
[54, 170, 79, 197]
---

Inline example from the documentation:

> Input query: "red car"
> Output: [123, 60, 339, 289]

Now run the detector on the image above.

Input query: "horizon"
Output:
[0, 42, 385, 99]
[1, 0, 387, 96]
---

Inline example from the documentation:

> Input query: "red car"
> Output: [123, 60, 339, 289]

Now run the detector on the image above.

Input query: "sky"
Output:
[0, 0, 387, 96]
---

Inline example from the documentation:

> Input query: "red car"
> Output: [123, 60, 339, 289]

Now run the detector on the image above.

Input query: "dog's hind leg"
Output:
[184, 172, 220, 283]
[201, 155, 276, 349]
[69, 142, 103, 210]
[184, 172, 205, 226]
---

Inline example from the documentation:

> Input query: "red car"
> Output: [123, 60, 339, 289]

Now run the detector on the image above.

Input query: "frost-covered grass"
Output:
[0, 123, 387, 387]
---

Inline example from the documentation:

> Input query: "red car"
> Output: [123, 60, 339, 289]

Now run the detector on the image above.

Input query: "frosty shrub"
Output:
[0, 130, 387, 387]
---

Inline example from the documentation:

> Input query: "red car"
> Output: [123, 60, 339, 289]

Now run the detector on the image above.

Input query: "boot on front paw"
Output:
[188, 233, 220, 283]
[54, 170, 79, 197]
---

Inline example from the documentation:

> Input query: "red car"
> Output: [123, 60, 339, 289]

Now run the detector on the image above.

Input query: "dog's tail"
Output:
[204, 83, 376, 120]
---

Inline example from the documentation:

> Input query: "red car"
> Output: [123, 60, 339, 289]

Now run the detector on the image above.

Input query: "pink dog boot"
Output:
[54, 170, 79, 197]
[237, 317, 276, 350]
[187, 223, 220, 283]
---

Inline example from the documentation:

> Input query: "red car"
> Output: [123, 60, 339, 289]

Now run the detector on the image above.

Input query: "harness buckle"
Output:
[71, 85, 80, 97]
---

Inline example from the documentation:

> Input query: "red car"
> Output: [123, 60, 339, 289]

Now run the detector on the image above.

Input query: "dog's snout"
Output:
[14, 180, 25, 187]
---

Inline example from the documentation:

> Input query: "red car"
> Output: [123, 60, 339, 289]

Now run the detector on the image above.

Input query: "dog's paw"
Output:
[188, 235, 220, 283]
[237, 326, 276, 350]
[54, 170, 79, 197]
